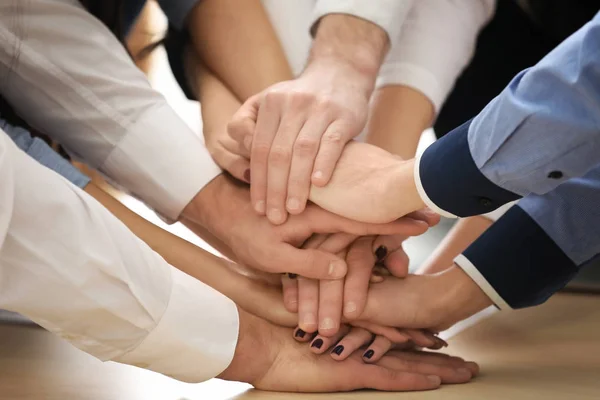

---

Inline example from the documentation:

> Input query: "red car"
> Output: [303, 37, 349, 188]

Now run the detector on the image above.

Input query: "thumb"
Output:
[212, 145, 251, 183]
[228, 94, 260, 145]
[267, 244, 348, 280]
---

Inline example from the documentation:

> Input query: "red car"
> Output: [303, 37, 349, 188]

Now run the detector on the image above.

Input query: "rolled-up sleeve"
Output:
[0, 0, 221, 221]
[414, 13, 600, 218]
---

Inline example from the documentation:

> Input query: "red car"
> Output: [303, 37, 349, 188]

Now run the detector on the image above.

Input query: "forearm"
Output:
[186, 0, 293, 100]
[85, 183, 296, 327]
[365, 85, 434, 159]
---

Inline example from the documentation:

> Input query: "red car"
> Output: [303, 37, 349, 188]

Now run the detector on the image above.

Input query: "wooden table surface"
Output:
[0, 293, 598, 400]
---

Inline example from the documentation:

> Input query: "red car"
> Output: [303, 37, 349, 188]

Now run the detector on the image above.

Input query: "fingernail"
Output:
[427, 375, 442, 385]
[303, 313, 317, 327]
[331, 345, 344, 356]
[319, 317, 336, 331]
[287, 273, 297, 279]
[328, 260, 345, 278]
[294, 328, 306, 338]
[311, 339, 324, 349]
[363, 349, 374, 359]
[267, 208, 283, 223]
[344, 301, 357, 315]
[243, 169, 251, 183]
[312, 170, 324, 182]
[286, 197, 300, 212]
[254, 200, 265, 214]
[375, 245, 388, 262]
[243, 135, 252, 150]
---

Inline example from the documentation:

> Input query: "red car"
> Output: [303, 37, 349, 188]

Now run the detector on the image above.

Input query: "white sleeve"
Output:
[311, 0, 415, 45]
[0, 131, 238, 383]
[377, 0, 496, 113]
[0, 0, 221, 221]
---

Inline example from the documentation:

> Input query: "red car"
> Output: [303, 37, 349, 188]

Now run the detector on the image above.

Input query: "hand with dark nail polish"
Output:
[287, 273, 298, 279]
[311, 338, 324, 349]
[375, 245, 387, 262]
[331, 345, 344, 355]
[295, 328, 306, 338]
[363, 349, 374, 359]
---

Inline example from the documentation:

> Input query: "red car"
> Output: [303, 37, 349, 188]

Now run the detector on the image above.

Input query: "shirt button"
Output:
[478, 197, 493, 207]
[547, 170, 563, 179]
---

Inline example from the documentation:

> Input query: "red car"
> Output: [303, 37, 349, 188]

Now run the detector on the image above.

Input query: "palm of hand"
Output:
[309, 141, 405, 223]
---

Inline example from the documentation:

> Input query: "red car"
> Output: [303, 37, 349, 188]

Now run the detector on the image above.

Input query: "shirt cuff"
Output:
[311, 0, 414, 45]
[462, 205, 579, 309]
[101, 103, 222, 222]
[416, 118, 521, 217]
[113, 266, 239, 383]
[482, 200, 517, 222]
[454, 254, 511, 311]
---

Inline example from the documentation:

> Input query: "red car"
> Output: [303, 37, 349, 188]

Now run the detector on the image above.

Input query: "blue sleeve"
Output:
[157, 0, 201, 30]
[461, 163, 600, 309]
[418, 12, 600, 217]
[1, 120, 90, 189]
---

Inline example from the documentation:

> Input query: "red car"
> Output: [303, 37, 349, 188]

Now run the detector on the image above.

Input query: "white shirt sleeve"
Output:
[377, 0, 496, 113]
[0, 0, 222, 221]
[311, 0, 416, 45]
[0, 130, 239, 383]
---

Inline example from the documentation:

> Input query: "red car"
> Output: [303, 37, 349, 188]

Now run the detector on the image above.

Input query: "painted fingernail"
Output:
[287, 273, 297, 279]
[243, 135, 252, 150]
[331, 345, 344, 356]
[344, 301, 357, 315]
[311, 339, 324, 349]
[375, 245, 388, 262]
[328, 260, 345, 278]
[286, 197, 300, 212]
[267, 208, 283, 223]
[319, 317, 336, 331]
[427, 375, 442, 385]
[254, 200, 265, 214]
[294, 328, 306, 338]
[363, 349, 374, 359]
[243, 169, 251, 183]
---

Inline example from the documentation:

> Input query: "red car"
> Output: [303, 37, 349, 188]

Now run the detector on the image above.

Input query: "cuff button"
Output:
[547, 170, 563, 179]
[478, 197, 493, 207]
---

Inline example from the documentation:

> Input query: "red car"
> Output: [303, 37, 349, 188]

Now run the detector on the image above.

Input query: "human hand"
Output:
[359, 266, 494, 332]
[227, 60, 373, 225]
[309, 141, 426, 223]
[183, 174, 428, 280]
[218, 308, 477, 392]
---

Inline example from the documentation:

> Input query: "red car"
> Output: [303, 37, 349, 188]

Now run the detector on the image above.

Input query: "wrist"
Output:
[308, 14, 388, 94]
[217, 308, 279, 384]
[182, 173, 226, 230]
[389, 158, 425, 217]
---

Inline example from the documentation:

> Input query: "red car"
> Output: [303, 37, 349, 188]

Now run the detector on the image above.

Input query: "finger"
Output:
[318, 278, 344, 337]
[390, 351, 480, 376]
[343, 237, 376, 320]
[293, 326, 316, 343]
[373, 235, 410, 278]
[328, 327, 373, 361]
[350, 322, 412, 344]
[286, 113, 332, 215]
[309, 324, 351, 355]
[377, 353, 473, 384]
[311, 120, 355, 187]
[351, 361, 441, 392]
[265, 108, 308, 225]
[210, 145, 251, 183]
[298, 277, 319, 333]
[264, 243, 347, 279]
[361, 335, 393, 362]
[220, 131, 251, 160]
[281, 274, 299, 313]
[406, 208, 441, 227]
[227, 94, 260, 144]
[301, 233, 330, 250]
[301, 206, 428, 237]
[314, 232, 357, 255]
[403, 329, 437, 349]
[250, 92, 282, 215]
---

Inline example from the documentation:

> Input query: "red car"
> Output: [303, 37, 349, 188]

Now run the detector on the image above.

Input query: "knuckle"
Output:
[252, 142, 272, 159]
[322, 130, 344, 146]
[269, 145, 292, 165]
[293, 136, 319, 155]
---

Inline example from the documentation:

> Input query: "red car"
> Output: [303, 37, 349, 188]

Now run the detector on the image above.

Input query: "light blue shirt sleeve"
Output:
[0, 119, 90, 189]
[468, 11, 600, 197]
